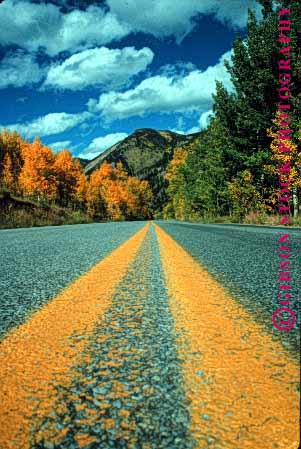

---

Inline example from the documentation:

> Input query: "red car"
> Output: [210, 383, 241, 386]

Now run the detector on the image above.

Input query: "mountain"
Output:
[84, 128, 201, 211]
[76, 157, 90, 168]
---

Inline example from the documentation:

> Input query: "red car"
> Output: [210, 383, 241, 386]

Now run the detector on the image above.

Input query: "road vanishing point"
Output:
[0, 221, 299, 449]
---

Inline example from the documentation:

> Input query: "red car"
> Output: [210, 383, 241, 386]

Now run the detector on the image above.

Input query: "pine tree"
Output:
[214, 7, 279, 184]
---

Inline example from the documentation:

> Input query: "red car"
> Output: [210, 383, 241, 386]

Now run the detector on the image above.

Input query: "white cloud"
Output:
[171, 126, 200, 135]
[0, 1, 261, 56]
[88, 50, 233, 121]
[173, 110, 214, 135]
[78, 132, 128, 160]
[199, 110, 214, 129]
[43, 46, 154, 91]
[0, 1, 129, 56]
[48, 140, 72, 152]
[159, 62, 197, 78]
[171, 116, 200, 135]
[186, 126, 200, 134]
[0, 51, 45, 89]
[107, 0, 261, 42]
[1, 111, 91, 139]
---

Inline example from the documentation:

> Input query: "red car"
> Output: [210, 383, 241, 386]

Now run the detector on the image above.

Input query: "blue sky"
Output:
[0, 0, 260, 160]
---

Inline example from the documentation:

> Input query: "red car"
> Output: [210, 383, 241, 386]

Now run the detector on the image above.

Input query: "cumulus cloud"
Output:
[171, 126, 200, 135]
[107, 0, 261, 41]
[78, 132, 128, 160]
[171, 116, 201, 135]
[1, 111, 91, 139]
[0, 0, 129, 56]
[88, 50, 233, 121]
[0, 51, 45, 89]
[0, 1, 260, 56]
[43, 46, 154, 91]
[48, 140, 72, 152]
[199, 110, 214, 129]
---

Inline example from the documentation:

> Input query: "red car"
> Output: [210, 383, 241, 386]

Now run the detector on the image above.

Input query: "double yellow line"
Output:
[0, 223, 299, 449]
[0, 224, 148, 449]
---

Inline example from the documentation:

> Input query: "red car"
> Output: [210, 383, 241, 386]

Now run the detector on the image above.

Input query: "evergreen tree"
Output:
[214, 7, 279, 188]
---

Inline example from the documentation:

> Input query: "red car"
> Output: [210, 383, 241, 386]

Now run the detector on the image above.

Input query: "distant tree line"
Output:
[163, 0, 301, 222]
[0, 131, 152, 222]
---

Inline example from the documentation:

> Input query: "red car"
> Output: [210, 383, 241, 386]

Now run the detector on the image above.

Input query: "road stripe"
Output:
[0, 224, 148, 449]
[29, 225, 193, 449]
[155, 224, 299, 449]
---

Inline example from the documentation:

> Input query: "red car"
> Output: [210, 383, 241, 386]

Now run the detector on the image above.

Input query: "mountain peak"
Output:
[84, 127, 201, 211]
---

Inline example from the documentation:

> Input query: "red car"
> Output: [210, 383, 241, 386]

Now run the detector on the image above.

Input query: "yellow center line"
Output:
[0, 224, 149, 449]
[155, 224, 299, 449]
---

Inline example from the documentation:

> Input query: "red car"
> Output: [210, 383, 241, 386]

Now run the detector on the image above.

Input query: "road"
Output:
[0, 222, 145, 338]
[0, 222, 299, 449]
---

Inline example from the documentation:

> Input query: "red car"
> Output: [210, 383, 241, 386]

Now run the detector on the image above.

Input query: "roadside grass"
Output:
[0, 208, 93, 229]
[175, 211, 301, 227]
[2, 189, 300, 229]
[0, 191, 92, 229]
[243, 211, 301, 227]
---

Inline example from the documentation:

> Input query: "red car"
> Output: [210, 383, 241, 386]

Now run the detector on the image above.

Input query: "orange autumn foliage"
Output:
[2, 153, 14, 191]
[266, 112, 301, 189]
[54, 150, 86, 206]
[19, 139, 58, 201]
[0, 131, 23, 193]
[75, 171, 89, 206]
[0, 130, 153, 220]
[264, 112, 301, 213]
[87, 161, 152, 220]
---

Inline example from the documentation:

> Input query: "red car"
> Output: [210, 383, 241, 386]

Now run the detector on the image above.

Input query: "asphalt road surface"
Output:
[0, 221, 145, 338]
[0, 222, 299, 449]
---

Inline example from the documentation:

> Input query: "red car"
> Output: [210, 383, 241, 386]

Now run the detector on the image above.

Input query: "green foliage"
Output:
[164, 1, 300, 222]
[228, 170, 264, 218]
[214, 8, 279, 179]
[163, 120, 232, 220]
[85, 129, 200, 214]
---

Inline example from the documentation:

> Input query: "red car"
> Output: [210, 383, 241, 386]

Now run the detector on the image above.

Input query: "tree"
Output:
[86, 161, 152, 221]
[54, 150, 85, 207]
[123, 177, 153, 220]
[74, 171, 88, 208]
[2, 153, 14, 191]
[163, 148, 188, 220]
[19, 139, 57, 201]
[86, 168, 108, 219]
[265, 112, 301, 216]
[0, 131, 24, 193]
[213, 6, 280, 195]
[163, 119, 233, 220]
[228, 170, 263, 218]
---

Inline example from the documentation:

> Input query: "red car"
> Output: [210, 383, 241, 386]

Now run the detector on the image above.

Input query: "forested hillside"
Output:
[0, 132, 153, 227]
[84, 128, 201, 211]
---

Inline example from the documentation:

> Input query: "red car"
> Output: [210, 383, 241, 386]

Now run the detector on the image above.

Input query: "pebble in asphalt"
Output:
[158, 222, 300, 354]
[30, 226, 194, 449]
[0, 222, 145, 339]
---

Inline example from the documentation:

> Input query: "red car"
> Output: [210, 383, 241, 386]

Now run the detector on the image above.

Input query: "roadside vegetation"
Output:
[1, 0, 300, 229]
[162, 0, 301, 225]
[0, 132, 153, 228]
